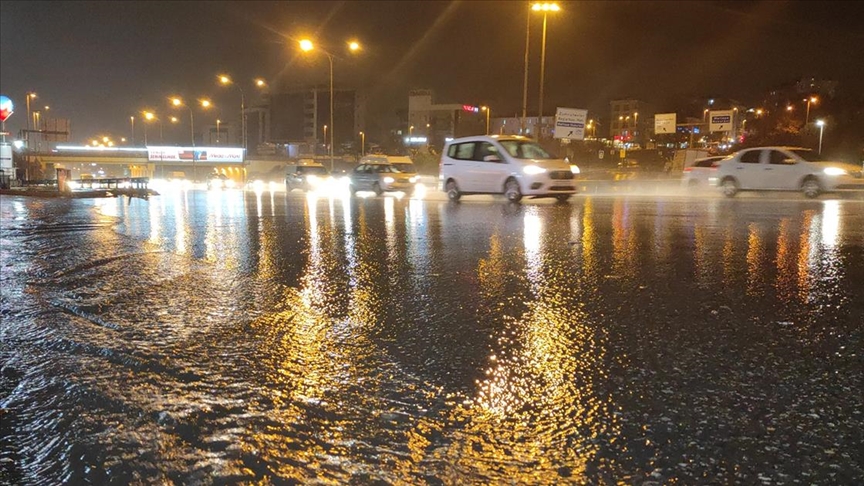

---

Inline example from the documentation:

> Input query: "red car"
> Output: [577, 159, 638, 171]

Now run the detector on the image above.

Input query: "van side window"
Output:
[447, 144, 458, 158]
[473, 142, 500, 162]
[740, 150, 761, 164]
[454, 143, 476, 160]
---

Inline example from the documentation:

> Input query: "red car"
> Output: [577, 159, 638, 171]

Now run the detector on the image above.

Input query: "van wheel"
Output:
[446, 180, 461, 201]
[555, 194, 571, 203]
[721, 178, 738, 198]
[802, 178, 821, 198]
[504, 178, 522, 203]
[373, 183, 384, 196]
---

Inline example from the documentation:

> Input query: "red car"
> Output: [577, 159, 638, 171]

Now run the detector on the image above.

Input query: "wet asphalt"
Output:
[1, 189, 862, 485]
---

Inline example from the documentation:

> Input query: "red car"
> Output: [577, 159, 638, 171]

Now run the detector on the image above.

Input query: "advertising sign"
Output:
[709, 110, 734, 133]
[0, 95, 13, 122]
[147, 146, 244, 163]
[654, 113, 677, 134]
[553, 107, 587, 140]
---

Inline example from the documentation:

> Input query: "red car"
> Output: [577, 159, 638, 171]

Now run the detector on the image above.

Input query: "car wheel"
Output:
[446, 180, 461, 202]
[802, 178, 821, 198]
[721, 178, 738, 198]
[555, 194, 571, 203]
[504, 178, 522, 203]
[373, 182, 384, 196]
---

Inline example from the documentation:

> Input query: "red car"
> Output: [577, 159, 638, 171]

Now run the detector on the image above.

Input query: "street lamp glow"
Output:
[532, 2, 560, 11]
[170, 116, 179, 123]
[299, 39, 314, 51]
[171, 97, 182, 107]
[255, 78, 266, 87]
[348, 40, 361, 51]
[816, 119, 826, 154]
[102, 136, 109, 143]
[144, 111, 155, 121]
[815, 119, 825, 127]
[200, 99, 212, 108]
[219, 75, 231, 85]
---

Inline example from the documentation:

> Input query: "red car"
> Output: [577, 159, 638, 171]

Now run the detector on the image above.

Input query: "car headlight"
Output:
[383, 176, 395, 183]
[523, 165, 546, 175]
[67, 181, 80, 190]
[409, 176, 419, 183]
[823, 167, 847, 176]
[225, 179, 236, 188]
[570, 165, 581, 174]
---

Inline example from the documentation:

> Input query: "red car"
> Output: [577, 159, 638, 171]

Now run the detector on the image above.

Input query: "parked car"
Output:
[349, 162, 419, 196]
[681, 156, 728, 189]
[713, 147, 864, 198]
[438, 135, 577, 202]
[285, 161, 331, 192]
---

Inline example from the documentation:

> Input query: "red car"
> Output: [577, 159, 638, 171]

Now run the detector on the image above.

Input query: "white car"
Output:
[438, 135, 577, 202]
[714, 146, 864, 198]
[681, 156, 727, 189]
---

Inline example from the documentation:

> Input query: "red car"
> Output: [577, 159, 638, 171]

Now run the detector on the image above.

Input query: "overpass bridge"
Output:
[30, 145, 255, 181]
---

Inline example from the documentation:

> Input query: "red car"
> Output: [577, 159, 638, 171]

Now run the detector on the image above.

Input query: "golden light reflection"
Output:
[746, 223, 765, 296]
[797, 211, 816, 303]
[581, 198, 597, 278]
[821, 200, 841, 248]
[722, 225, 736, 290]
[775, 218, 795, 302]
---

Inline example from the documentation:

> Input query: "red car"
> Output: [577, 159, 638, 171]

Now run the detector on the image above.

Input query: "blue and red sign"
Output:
[0, 96, 13, 122]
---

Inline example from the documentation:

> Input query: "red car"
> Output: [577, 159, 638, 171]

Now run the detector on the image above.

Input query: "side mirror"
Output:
[483, 154, 501, 162]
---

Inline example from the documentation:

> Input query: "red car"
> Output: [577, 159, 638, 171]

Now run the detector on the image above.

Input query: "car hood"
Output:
[523, 158, 572, 171]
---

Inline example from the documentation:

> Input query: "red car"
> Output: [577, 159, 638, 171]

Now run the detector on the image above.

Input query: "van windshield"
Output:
[498, 140, 552, 159]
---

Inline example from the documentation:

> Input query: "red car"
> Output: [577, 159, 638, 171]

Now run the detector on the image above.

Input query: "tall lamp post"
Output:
[130, 116, 135, 145]
[805, 96, 818, 124]
[25, 92, 36, 148]
[299, 38, 361, 172]
[216, 119, 221, 145]
[533, 2, 560, 140]
[481, 106, 491, 135]
[171, 97, 212, 181]
[143, 111, 155, 145]
[218, 75, 246, 150]
[816, 119, 825, 154]
[359, 131, 365, 156]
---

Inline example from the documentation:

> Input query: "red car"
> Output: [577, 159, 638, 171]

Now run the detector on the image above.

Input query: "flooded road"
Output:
[2, 190, 863, 484]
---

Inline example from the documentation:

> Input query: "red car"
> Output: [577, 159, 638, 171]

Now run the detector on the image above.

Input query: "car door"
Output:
[449, 142, 481, 192]
[762, 149, 803, 190]
[352, 164, 369, 189]
[471, 141, 507, 193]
[732, 149, 764, 189]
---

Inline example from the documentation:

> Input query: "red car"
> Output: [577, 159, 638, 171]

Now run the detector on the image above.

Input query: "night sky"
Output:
[2, 0, 862, 143]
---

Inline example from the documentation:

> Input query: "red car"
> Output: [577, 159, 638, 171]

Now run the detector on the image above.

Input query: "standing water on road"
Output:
[2, 191, 863, 484]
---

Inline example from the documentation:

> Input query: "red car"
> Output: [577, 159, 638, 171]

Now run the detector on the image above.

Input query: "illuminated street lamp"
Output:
[130, 115, 135, 145]
[218, 74, 246, 150]
[805, 96, 818, 124]
[816, 119, 825, 154]
[216, 119, 221, 144]
[359, 131, 365, 156]
[532, 2, 560, 139]
[171, 97, 212, 180]
[255, 78, 267, 88]
[25, 92, 36, 133]
[481, 106, 491, 135]
[143, 111, 155, 145]
[299, 38, 362, 171]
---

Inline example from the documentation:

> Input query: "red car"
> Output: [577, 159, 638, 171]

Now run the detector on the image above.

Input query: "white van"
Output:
[438, 135, 577, 202]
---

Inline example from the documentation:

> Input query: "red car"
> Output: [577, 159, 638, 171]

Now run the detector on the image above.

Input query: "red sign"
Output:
[462, 105, 479, 113]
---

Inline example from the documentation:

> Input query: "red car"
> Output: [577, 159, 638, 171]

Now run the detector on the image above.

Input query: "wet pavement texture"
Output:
[1, 191, 862, 485]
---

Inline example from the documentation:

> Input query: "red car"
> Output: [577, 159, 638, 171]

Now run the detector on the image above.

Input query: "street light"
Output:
[130, 115, 135, 145]
[255, 78, 266, 88]
[25, 92, 36, 133]
[218, 74, 246, 150]
[299, 38, 361, 172]
[805, 96, 818, 124]
[481, 106, 491, 135]
[171, 97, 212, 180]
[816, 119, 825, 154]
[216, 119, 221, 144]
[143, 111, 155, 145]
[532, 2, 560, 140]
[359, 131, 365, 156]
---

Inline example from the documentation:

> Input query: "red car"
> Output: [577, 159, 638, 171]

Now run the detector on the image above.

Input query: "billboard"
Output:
[654, 113, 677, 134]
[147, 146, 244, 163]
[553, 107, 587, 140]
[709, 110, 734, 133]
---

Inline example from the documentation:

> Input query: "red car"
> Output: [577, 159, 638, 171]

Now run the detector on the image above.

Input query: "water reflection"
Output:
[3, 194, 862, 484]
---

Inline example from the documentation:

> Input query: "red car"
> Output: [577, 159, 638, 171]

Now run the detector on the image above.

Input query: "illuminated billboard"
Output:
[146, 146, 244, 163]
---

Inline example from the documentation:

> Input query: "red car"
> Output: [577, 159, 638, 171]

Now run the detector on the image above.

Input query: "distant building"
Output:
[609, 99, 649, 145]
[489, 116, 555, 138]
[407, 89, 485, 148]
[268, 87, 366, 155]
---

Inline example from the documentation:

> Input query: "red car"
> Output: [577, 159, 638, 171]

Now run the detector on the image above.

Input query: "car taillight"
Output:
[683, 167, 692, 172]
